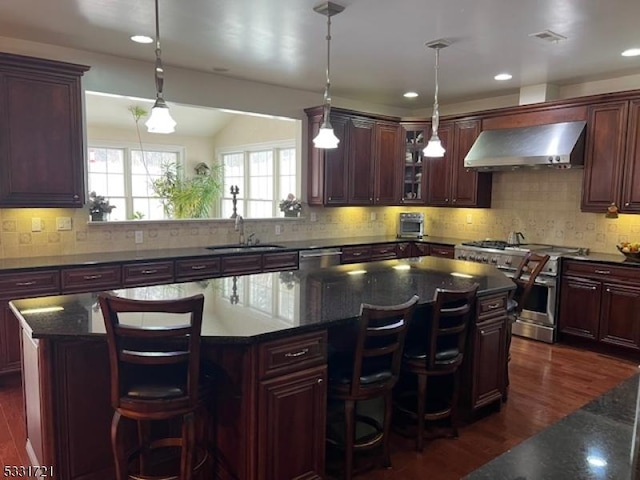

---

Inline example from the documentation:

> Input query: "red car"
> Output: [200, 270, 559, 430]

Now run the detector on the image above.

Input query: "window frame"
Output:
[87, 140, 185, 221]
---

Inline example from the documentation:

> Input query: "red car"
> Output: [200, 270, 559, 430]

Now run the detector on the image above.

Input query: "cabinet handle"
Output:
[487, 302, 502, 310]
[191, 265, 207, 270]
[15, 281, 36, 287]
[574, 284, 597, 290]
[352, 252, 363, 256]
[379, 249, 389, 254]
[83, 274, 103, 280]
[141, 269, 158, 275]
[438, 250, 449, 256]
[594, 270, 610, 275]
[285, 348, 309, 358]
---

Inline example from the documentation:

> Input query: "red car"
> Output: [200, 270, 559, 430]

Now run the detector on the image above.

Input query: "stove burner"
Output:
[462, 240, 514, 250]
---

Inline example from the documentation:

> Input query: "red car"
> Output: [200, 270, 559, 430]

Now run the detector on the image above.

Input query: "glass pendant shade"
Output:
[313, 122, 340, 149]
[423, 133, 445, 157]
[146, 97, 176, 134]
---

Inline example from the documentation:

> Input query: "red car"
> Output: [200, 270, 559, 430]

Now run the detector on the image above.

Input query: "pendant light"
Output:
[423, 40, 450, 157]
[145, 0, 176, 134]
[312, 2, 345, 149]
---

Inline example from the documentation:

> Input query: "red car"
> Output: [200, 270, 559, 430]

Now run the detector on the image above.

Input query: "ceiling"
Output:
[2, 0, 640, 109]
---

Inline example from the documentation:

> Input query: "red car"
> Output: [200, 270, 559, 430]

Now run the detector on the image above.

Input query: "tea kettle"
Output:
[507, 231, 525, 245]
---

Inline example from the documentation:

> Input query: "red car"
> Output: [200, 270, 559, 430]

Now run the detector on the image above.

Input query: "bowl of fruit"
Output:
[617, 242, 640, 261]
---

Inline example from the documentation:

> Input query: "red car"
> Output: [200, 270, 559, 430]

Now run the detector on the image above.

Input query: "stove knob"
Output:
[482, 256, 488, 263]
[491, 257, 498, 264]
[505, 257, 512, 266]
[459, 254, 467, 260]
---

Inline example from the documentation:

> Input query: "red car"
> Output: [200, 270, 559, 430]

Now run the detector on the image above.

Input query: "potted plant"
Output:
[279, 194, 302, 217]
[88, 191, 116, 221]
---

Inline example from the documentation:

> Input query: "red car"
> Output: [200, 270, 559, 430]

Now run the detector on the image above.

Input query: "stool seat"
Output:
[126, 385, 185, 400]
[404, 346, 460, 364]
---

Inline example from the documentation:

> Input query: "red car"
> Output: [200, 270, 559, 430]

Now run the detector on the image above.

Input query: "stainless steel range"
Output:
[454, 240, 581, 343]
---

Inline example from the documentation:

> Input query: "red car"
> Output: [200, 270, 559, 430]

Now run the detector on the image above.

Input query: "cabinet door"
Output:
[581, 102, 628, 212]
[600, 282, 640, 350]
[0, 54, 88, 207]
[558, 276, 601, 339]
[451, 120, 491, 207]
[428, 245, 454, 259]
[622, 99, 640, 212]
[258, 366, 326, 480]
[411, 243, 430, 257]
[347, 117, 375, 205]
[425, 122, 454, 205]
[470, 318, 505, 409]
[400, 123, 429, 204]
[374, 122, 401, 204]
[0, 303, 21, 375]
[324, 115, 350, 205]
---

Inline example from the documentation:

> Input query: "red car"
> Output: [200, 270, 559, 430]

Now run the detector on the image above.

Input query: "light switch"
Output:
[310, 212, 317, 222]
[31, 218, 42, 232]
[135, 231, 144, 244]
[275, 224, 282, 235]
[466, 214, 473, 224]
[56, 217, 72, 231]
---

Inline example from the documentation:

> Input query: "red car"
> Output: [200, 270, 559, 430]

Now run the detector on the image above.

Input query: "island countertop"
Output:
[10, 256, 514, 344]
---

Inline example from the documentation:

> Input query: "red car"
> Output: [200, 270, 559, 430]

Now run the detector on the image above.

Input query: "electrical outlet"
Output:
[370, 212, 377, 221]
[466, 214, 473, 224]
[135, 230, 144, 244]
[275, 224, 282, 235]
[310, 212, 317, 222]
[31, 218, 42, 232]
[56, 217, 72, 231]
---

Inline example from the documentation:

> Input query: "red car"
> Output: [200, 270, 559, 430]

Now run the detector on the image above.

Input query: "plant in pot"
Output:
[88, 191, 116, 221]
[279, 194, 302, 217]
[151, 161, 223, 219]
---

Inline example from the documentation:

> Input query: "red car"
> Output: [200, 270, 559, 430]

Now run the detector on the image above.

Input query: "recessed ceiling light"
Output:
[494, 73, 513, 81]
[403, 91, 419, 98]
[130, 35, 153, 44]
[622, 48, 640, 57]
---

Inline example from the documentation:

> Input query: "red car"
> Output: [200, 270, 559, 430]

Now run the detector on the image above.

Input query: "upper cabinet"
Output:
[0, 52, 89, 207]
[581, 98, 640, 214]
[306, 107, 401, 206]
[400, 123, 429, 204]
[425, 119, 491, 207]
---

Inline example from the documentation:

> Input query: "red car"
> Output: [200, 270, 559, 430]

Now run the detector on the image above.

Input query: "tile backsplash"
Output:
[0, 169, 635, 259]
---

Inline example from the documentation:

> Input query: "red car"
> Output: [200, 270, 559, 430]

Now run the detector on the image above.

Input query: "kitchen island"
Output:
[11, 257, 514, 480]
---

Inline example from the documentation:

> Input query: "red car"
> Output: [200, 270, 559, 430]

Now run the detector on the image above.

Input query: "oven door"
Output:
[503, 271, 557, 343]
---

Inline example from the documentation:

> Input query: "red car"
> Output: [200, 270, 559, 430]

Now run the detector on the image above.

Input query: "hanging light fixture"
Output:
[423, 40, 450, 157]
[145, 0, 176, 134]
[312, 2, 345, 149]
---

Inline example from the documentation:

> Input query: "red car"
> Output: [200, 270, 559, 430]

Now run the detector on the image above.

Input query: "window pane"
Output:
[107, 197, 126, 221]
[248, 200, 272, 218]
[248, 274, 273, 314]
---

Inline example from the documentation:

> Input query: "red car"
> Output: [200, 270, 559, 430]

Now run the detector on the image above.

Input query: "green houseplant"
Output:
[279, 193, 302, 217]
[88, 191, 116, 221]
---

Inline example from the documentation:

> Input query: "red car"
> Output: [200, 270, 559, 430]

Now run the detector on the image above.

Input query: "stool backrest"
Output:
[426, 285, 478, 370]
[99, 292, 205, 414]
[349, 295, 419, 395]
[511, 253, 551, 316]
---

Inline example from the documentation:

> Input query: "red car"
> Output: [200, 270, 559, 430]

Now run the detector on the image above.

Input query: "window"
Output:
[220, 142, 297, 218]
[87, 143, 182, 221]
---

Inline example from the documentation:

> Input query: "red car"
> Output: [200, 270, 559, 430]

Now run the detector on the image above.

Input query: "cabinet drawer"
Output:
[61, 265, 121, 293]
[262, 252, 299, 272]
[477, 294, 507, 319]
[396, 242, 411, 258]
[175, 257, 220, 281]
[429, 244, 455, 259]
[370, 243, 398, 260]
[0, 270, 60, 299]
[412, 243, 430, 257]
[341, 246, 371, 264]
[259, 331, 327, 379]
[122, 261, 174, 287]
[221, 254, 262, 276]
[563, 260, 640, 282]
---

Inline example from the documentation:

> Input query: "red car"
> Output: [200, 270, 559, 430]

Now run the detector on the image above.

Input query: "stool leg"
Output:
[451, 370, 461, 438]
[137, 420, 151, 476]
[180, 412, 196, 480]
[381, 391, 393, 468]
[343, 400, 355, 480]
[111, 412, 128, 480]
[416, 374, 427, 452]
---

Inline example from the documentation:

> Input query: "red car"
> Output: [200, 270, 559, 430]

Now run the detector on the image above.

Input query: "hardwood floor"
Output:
[0, 338, 636, 479]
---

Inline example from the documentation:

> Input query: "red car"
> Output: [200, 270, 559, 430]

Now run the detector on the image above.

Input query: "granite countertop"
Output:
[563, 251, 640, 267]
[0, 235, 465, 273]
[10, 256, 514, 344]
[465, 373, 640, 479]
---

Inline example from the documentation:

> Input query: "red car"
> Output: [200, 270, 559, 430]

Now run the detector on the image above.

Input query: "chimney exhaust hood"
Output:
[464, 121, 586, 171]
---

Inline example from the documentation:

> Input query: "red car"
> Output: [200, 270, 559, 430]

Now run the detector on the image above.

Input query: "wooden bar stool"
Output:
[326, 295, 418, 480]
[99, 292, 210, 480]
[396, 285, 478, 452]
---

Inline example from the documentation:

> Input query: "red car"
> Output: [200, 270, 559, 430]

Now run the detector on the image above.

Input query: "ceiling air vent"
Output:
[529, 30, 567, 43]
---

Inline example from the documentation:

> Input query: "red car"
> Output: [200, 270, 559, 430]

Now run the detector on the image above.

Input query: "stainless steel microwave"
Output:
[397, 212, 424, 238]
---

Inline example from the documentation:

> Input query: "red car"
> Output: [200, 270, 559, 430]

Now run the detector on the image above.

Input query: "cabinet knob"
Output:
[317, 378, 323, 384]
[376, 198, 379, 202]
[445, 198, 449, 202]
[328, 196, 332, 201]
[370, 198, 373, 201]
[606, 288, 611, 292]
[626, 202, 631, 207]
[452, 198, 457, 203]
[73, 194, 80, 200]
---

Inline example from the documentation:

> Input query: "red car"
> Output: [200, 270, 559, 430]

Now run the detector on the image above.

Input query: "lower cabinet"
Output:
[1, 303, 21, 374]
[428, 244, 455, 259]
[559, 260, 640, 352]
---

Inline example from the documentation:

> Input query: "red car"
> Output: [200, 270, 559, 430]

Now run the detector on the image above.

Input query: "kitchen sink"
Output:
[205, 244, 285, 253]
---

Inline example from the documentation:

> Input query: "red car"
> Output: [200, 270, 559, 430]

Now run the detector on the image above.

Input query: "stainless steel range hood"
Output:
[464, 121, 587, 171]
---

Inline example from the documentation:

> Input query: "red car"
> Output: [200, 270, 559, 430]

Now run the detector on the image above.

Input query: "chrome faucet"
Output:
[235, 215, 245, 245]
[246, 233, 256, 246]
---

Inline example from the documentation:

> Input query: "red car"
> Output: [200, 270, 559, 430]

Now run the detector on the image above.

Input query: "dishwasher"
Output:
[298, 248, 342, 268]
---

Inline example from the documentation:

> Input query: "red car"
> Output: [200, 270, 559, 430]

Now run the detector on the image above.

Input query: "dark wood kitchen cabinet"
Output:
[305, 107, 401, 206]
[426, 119, 491, 208]
[428, 244, 455, 259]
[559, 260, 640, 351]
[0, 52, 89, 207]
[400, 123, 429, 204]
[581, 97, 640, 213]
